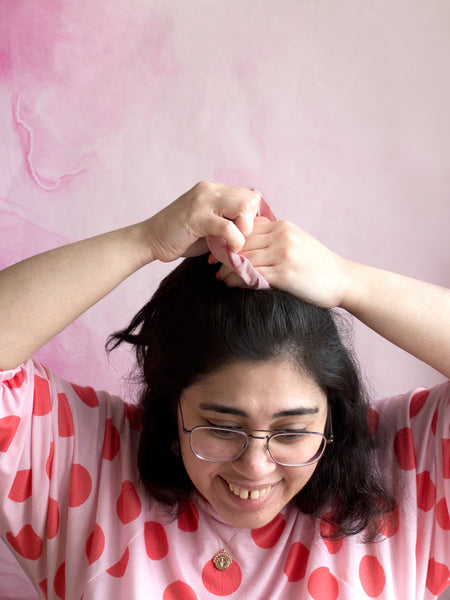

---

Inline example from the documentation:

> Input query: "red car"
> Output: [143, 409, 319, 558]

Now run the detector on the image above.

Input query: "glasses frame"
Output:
[178, 401, 334, 467]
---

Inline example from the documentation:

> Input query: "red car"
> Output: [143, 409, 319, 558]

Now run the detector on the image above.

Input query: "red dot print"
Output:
[202, 558, 242, 596]
[381, 503, 400, 538]
[359, 555, 386, 597]
[0, 415, 20, 452]
[320, 515, 343, 554]
[38, 579, 48, 599]
[308, 567, 339, 600]
[8, 468, 32, 502]
[123, 402, 142, 430]
[4, 370, 25, 389]
[144, 521, 169, 560]
[409, 389, 429, 418]
[107, 546, 130, 577]
[366, 407, 379, 435]
[431, 408, 438, 436]
[86, 524, 105, 564]
[58, 393, 74, 437]
[71, 383, 99, 408]
[417, 471, 436, 512]
[436, 498, 450, 530]
[251, 513, 286, 549]
[117, 481, 142, 524]
[46, 442, 54, 479]
[283, 542, 310, 582]
[102, 419, 121, 461]
[426, 558, 450, 596]
[47, 498, 60, 539]
[163, 580, 198, 600]
[177, 498, 199, 532]
[33, 375, 52, 416]
[69, 464, 92, 507]
[6, 524, 44, 560]
[443, 439, 450, 478]
[54, 562, 65, 599]
[393, 427, 416, 470]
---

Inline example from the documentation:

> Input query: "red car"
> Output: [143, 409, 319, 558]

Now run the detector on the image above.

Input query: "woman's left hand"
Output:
[216, 219, 350, 309]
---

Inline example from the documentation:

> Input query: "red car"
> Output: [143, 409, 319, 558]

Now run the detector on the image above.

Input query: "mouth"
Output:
[227, 482, 273, 500]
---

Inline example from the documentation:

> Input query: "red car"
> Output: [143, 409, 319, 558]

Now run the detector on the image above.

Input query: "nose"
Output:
[232, 436, 277, 479]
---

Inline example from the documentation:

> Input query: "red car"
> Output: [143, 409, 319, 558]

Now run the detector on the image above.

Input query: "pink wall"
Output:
[1, 1, 449, 598]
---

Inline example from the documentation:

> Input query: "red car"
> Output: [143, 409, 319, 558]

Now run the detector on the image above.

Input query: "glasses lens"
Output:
[190, 427, 247, 461]
[268, 432, 326, 466]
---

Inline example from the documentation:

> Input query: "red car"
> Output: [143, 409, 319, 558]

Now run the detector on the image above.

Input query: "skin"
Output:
[178, 359, 328, 530]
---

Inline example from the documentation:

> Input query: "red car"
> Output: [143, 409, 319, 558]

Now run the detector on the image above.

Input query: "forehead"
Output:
[181, 359, 327, 417]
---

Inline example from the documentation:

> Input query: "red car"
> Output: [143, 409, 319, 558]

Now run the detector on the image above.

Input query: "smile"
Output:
[228, 482, 272, 500]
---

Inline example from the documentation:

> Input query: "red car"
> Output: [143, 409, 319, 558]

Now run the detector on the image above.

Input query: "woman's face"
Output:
[178, 359, 329, 529]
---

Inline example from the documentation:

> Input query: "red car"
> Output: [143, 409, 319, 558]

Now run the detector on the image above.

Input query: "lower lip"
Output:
[219, 477, 277, 510]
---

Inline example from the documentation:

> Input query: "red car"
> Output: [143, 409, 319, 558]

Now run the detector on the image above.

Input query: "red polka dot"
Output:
[46, 442, 54, 479]
[107, 546, 129, 577]
[47, 498, 60, 539]
[366, 407, 379, 435]
[86, 524, 105, 564]
[54, 562, 65, 599]
[102, 419, 121, 461]
[6, 524, 44, 560]
[393, 427, 416, 470]
[426, 558, 450, 596]
[71, 383, 99, 408]
[251, 513, 286, 549]
[69, 464, 92, 507]
[436, 498, 450, 530]
[359, 555, 386, 597]
[381, 504, 400, 538]
[124, 402, 142, 430]
[163, 580, 198, 600]
[443, 439, 450, 478]
[8, 468, 32, 502]
[409, 389, 429, 418]
[431, 408, 438, 436]
[58, 393, 74, 437]
[202, 557, 242, 596]
[0, 415, 21, 452]
[283, 542, 310, 582]
[117, 481, 142, 524]
[308, 567, 339, 600]
[177, 498, 199, 532]
[33, 375, 52, 416]
[320, 515, 343, 554]
[4, 370, 25, 389]
[417, 471, 436, 512]
[144, 521, 169, 560]
[38, 579, 48, 599]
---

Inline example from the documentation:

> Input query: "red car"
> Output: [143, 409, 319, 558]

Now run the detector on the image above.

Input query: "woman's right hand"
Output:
[142, 182, 261, 264]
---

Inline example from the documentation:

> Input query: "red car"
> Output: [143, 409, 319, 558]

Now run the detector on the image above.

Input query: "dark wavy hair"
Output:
[108, 255, 395, 540]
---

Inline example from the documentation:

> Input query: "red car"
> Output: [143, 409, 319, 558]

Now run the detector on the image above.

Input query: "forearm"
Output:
[340, 260, 450, 379]
[0, 223, 152, 370]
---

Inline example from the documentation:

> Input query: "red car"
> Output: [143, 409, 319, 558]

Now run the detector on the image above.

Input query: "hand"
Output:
[217, 219, 351, 309]
[143, 182, 261, 264]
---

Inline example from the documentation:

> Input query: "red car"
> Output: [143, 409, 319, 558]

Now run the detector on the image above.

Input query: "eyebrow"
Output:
[198, 402, 320, 419]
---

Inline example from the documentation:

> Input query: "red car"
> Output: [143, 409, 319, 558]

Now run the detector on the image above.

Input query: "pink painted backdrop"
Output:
[1, 1, 449, 598]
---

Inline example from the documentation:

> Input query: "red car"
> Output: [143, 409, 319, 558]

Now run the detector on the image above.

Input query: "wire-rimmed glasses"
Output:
[179, 402, 333, 467]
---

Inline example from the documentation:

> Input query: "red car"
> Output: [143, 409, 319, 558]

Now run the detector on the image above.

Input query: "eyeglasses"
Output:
[179, 402, 333, 467]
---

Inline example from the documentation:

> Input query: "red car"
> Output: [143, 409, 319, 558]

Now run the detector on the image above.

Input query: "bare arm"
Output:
[219, 219, 450, 379]
[0, 182, 260, 370]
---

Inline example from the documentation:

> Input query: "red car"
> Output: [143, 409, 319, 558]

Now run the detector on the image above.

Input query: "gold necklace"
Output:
[205, 511, 241, 571]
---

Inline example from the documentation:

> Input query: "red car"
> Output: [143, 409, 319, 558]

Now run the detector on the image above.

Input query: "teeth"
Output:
[228, 483, 272, 500]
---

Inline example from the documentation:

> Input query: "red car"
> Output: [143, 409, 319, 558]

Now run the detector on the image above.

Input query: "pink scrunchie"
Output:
[206, 197, 276, 289]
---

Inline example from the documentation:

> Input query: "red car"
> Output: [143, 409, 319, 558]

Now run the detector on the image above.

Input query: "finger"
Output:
[222, 271, 247, 288]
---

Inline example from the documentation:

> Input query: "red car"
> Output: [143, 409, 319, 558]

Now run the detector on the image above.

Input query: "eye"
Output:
[207, 427, 244, 441]
[272, 431, 308, 444]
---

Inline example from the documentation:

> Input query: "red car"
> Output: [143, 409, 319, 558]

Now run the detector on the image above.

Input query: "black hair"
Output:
[108, 255, 395, 540]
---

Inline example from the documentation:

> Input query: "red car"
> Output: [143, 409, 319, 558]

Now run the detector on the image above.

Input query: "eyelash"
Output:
[206, 420, 309, 434]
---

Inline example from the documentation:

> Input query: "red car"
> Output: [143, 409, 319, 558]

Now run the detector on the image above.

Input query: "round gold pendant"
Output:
[213, 550, 232, 570]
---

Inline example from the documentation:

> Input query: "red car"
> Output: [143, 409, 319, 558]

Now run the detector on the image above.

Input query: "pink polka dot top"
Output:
[0, 359, 449, 599]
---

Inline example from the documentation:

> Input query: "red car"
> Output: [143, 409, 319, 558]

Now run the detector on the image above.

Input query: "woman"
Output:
[0, 182, 449, 599]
